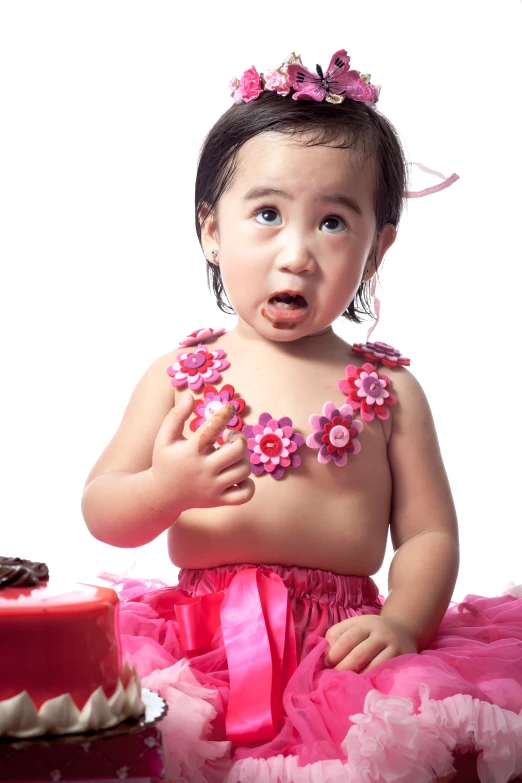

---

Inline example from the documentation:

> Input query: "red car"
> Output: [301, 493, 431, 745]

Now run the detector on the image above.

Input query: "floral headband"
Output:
[228, 50, 459, 201]
[229, 49, 380, 106]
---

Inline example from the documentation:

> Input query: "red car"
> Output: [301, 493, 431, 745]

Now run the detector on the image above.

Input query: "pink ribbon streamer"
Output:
[366, 277, 381, 342]
[365, 161, 459, 341]
[173, 567, 297, 745]
[405, 161, 460, 199]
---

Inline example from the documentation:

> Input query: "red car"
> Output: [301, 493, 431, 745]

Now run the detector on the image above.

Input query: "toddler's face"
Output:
[203, 132, 395, 341]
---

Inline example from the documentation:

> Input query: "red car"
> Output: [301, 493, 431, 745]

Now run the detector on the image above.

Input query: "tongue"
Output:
[274, 299, 300, 310]
[271, 294, 307, 310]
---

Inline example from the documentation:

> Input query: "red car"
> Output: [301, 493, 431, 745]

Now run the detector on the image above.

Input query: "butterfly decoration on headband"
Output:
[286, 48, 377, 104]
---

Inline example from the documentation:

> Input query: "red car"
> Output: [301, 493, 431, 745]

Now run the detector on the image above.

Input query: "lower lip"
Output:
[262, 300, 309, 327]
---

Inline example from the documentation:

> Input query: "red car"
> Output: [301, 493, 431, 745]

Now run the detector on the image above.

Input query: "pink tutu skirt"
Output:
[110, 563, 522, 783]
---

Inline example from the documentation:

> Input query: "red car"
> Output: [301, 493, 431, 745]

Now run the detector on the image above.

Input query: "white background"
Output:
[1, 1, 520, 602]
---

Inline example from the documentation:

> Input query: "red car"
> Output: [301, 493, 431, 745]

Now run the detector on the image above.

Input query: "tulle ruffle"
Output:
[104, 567, 522, 783]
[214, 684, 522, 783]
[142, 660, 232, 783]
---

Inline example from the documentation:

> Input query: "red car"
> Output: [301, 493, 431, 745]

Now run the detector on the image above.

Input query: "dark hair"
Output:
[195, 90, 408, 323]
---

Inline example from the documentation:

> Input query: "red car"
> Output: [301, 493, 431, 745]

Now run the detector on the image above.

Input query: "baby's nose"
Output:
[275, 241, 316, 275]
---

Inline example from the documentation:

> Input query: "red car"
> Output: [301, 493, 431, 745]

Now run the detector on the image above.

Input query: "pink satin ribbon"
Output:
[365, 161, 459, 342]
[174, 591, 225, 651]
[405, 161, 460, 199]
[366, 276, 381, 342]
[173, 567, 297, 745]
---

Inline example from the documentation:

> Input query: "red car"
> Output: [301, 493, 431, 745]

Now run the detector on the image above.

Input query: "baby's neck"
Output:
[228, 319, 346, 361]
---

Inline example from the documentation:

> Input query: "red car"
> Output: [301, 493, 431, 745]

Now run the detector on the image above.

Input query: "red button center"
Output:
[259, 433, 282, 457]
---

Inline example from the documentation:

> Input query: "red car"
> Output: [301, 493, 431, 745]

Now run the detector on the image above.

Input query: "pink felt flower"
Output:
[338, 363, 396, 423]
[189, 384, 245, 446]
[177, 327, 227, 348]
[229, 66, 264, 104]
[352, 341, 410, 369]
[306, 401, 362, 467]
[263, 69, 291, 96]
[167, 346, 230, 392]
[243, 413, 304, 481]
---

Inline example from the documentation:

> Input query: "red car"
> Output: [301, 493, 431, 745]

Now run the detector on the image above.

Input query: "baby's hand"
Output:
[324, 614, 417, 673]
[147, 394, 255, 515]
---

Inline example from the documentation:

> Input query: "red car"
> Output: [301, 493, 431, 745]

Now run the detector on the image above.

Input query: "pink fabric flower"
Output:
[370, 83, 381, 103]
[286, 49, 376, 104]
[230, 66, 263, 103]
[177, 327, 226, 348]
[167, 346, 230, 392]
[306, 401, 362, 467]
[352, 341, 410, 369]
[189, 384, 245, 446]
[243, 414, 304, 481]
[338, 363, 396, 423]
[228, 77, 243, 104]
[263, 69, 291, 96]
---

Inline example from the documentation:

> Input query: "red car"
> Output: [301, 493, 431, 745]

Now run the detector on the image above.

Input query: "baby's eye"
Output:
[253, 208, 346, 233]
[322, 216, 347, 233]
[254, 208, 282, 226]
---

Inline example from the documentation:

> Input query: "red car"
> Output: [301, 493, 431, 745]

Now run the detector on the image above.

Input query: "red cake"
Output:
[0, 557, 144, 738]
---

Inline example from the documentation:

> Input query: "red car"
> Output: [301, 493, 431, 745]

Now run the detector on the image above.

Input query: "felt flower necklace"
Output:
[167, 332, 410, 480]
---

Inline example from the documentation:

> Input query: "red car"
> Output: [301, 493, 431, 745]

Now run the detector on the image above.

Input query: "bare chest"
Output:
[169, 338, 393, 574]
[182, 343, 392, 466]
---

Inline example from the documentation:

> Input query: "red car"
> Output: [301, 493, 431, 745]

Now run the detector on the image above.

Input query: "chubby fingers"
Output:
[220, 476, 256, 506]
[196, 403, 236, 454]
[211, 429, 249, 467]
[358, 647, 396, 674]
[325, 618, 386, 672]
[330, 636, 387, 673]
[213, 430, 254, 505]
[216, 450, 252, 489]
[324, 621, 369, 669]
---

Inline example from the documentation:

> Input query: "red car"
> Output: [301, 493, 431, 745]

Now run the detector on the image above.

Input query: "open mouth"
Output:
[268, 292, 308, 311]
[262, 291, 309, 328]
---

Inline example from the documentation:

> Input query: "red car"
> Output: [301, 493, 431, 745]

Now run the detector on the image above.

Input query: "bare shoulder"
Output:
[384, 364, 459, 549]
[385, 362, 439, 461]
[386, 364, 432, 430]
[84, 349, 180, 486]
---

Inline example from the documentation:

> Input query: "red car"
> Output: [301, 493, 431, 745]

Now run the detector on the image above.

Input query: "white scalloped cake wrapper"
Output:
[0, 662, 145, 738]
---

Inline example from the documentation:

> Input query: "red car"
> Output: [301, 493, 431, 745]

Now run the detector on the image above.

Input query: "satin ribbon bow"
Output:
[173, 567, 297, 744]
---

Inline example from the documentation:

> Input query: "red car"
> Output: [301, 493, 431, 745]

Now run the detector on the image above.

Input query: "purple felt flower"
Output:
[352, 341, 410, 369]
[306, 401, 363, 467]
[243, 413, 304, 481]
[167, 346, 230, 392]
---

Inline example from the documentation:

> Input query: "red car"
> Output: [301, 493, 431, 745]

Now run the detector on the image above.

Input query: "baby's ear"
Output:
[370, 223, 396, 274]
[198, 202, 217, 233]
[198, 202, 211, 228]
[198, 203, 219, 255]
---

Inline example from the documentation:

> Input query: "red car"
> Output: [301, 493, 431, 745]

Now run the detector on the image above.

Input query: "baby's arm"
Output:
[82, 353, 254, 548]
[379, 369, 460, 649]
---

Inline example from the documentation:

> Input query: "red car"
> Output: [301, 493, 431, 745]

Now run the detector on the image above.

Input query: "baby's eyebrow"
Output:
[242, 186, 363, 217]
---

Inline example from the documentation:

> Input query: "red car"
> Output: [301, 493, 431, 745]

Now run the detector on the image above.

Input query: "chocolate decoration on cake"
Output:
[0, 556, 49, 588]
